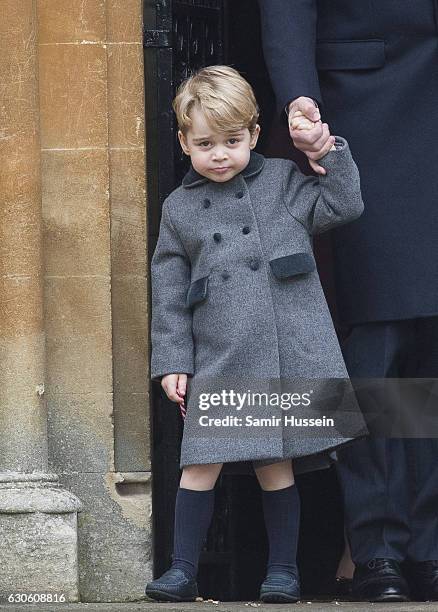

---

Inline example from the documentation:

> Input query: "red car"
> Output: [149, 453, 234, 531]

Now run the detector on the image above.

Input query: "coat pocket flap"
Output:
[186, 275, 209, 308]
[269, 253, 316, 279]
[316, 39, 385, 71]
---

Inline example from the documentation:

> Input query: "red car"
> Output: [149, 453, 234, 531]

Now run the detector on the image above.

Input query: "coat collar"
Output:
[182, 150, 265, 188]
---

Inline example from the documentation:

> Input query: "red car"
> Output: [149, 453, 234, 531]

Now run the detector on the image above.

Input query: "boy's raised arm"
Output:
[150, 201, 194, 381]
[283, 136, 364, 235]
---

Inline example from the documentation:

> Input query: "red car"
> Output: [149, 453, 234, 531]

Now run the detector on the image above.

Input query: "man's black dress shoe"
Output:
[259, 570, 300, 603]
[352, 558, 410, 602]
[145, 568, 198, 602]
[406, 560, 438, 601]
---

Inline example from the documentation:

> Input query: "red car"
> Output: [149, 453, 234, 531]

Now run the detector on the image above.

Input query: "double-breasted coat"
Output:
[150, 137, 366, 472]
[258, 0, 438, 324]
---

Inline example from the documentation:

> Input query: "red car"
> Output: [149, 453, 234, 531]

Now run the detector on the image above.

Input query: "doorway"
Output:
[144, 0, 345, 600]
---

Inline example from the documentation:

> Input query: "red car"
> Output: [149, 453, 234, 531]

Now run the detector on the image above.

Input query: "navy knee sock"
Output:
[261, 483, 300, 577]
[170, 486, 215, 579]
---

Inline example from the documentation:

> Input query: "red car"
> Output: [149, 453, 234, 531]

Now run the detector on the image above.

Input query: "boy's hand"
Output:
[288, 96, 336, 175]
[292, 111, 337, 154]
[161, 373, 187, 404]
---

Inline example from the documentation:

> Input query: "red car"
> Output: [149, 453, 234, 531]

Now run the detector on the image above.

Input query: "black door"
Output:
[144, 0, 345, 600]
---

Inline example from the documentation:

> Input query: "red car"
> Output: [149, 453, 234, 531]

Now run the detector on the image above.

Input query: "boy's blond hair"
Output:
[173, 65, 259, 135]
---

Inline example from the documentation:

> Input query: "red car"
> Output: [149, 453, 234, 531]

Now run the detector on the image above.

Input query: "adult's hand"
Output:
[288, 96, 335, 175]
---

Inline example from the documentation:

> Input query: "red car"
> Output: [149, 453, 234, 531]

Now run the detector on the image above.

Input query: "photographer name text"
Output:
[198, 414, 335, 428]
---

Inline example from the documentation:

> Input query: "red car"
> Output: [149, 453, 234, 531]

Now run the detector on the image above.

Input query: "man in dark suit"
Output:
[258, 0, 438, 603]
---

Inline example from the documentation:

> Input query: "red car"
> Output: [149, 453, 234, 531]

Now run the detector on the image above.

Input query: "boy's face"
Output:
[178, 106, 260, 183]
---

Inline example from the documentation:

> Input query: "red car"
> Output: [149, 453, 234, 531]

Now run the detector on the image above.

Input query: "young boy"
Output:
[146, 66, 365, 603]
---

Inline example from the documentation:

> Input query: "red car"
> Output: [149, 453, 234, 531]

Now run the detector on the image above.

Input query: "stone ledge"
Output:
[0, 473, 82, 513]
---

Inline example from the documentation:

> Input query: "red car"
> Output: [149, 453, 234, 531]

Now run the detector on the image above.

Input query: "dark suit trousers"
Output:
[336, 317, 438, 564]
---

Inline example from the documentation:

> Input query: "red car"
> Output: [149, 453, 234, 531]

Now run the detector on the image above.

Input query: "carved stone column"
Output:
[0, 1, 81, 602]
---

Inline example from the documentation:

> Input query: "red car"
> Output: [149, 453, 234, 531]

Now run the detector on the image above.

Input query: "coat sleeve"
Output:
[258, 0, 322, 114]
[283, 136, 364, 235]
[150, 201, 194, 381]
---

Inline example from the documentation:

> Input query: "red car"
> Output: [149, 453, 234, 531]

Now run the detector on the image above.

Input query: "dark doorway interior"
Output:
[144, 0, 345, 601]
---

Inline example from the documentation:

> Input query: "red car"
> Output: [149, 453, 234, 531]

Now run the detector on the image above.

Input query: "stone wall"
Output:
[0, 0, 151, 603]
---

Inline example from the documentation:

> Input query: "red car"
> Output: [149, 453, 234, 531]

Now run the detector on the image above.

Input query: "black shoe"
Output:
[352, 558, 410, 602]
[259, 571, 300, 603]
[145, 568, 198, 602]
[406, 560, 438, 601]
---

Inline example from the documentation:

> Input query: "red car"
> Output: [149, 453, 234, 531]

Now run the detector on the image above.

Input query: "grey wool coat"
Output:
[150, 136, 367, 473]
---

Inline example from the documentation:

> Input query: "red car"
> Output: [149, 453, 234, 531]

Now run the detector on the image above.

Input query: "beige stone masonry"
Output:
[0, 0, 150, 602]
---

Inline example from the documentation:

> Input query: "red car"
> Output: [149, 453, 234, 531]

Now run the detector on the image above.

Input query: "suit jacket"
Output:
[259, 0, 438, 324]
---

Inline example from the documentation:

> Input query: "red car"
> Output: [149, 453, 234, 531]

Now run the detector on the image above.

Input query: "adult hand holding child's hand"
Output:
[288, 96, 336, 175]
[161, 373, 187, 404]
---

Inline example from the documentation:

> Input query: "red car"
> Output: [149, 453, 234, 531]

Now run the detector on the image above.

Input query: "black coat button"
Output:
[249, 257, 260, 271]
[236, 191, 244, 199]
[242, 226, 250, 234]
[203, 198, 211, 209]
[221, 271, 230, 280]
[213, 232, 222, 243]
